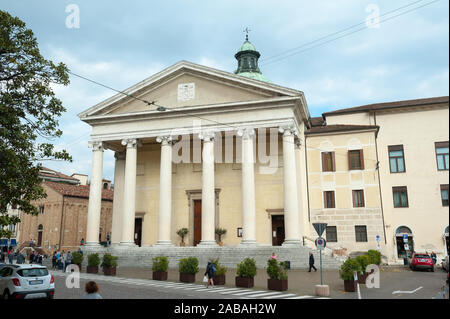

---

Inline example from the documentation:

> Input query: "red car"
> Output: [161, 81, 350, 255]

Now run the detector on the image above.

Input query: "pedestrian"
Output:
[270, 252, 277, 260]
[65, 251, 72, 271]
[29, 251, 35, 264]
[83, 281, 103, 299]
[78, 247, 83, 256]
[204, 261, 216, 288]
[80, 238, 84, 246]
[8, 248, 13, 264]
[106, 233, 111, 247]
[52, 252, 57, 270]
[308, 252, 317, 272]
[16, 251, 24, 264]
[58, 254, 64, 271]
[431, 251, 437, 265]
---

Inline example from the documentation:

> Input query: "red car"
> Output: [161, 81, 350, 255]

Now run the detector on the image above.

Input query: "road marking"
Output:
[207, 288, 244, 293]
[285, 295, 314, 299]
[243, 291, 283, 298]
[232, 290, 266, 296]
[220, 289, 251, 295]
[263, 293, 297, 299]
[392, 287, 423, 294]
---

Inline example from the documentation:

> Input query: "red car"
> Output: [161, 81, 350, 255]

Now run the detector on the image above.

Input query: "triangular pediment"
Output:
[79, 61, 302, 118]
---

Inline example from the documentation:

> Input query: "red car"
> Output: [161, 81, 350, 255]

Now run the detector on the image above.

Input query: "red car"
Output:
[409, 253, 435, 272]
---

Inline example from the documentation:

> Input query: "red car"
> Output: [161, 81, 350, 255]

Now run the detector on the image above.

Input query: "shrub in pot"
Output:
[179, 257, 199, 283]
[215, 228, 227, 246]
[367, 249, 382, 266]
[355, 255, 370, 284]
[152, 256, 169, 281]
[101, 254, 118, 276]
[339, 258, 362, 292]
[87, 253, 100, 274]
[176, 228, 189, 247]
[266, 259, 288, 291]
[210, 258, 227, 285]
[236, 258, 257, 288]
[71, 251, 83, 272]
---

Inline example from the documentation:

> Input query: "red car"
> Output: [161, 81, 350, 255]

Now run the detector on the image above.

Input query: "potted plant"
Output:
[176, 228, 189, 247]
[339, 258, 362, 292]
[267, 259, 288, 291]
[236, 258, 257, 288]
[179, 257, 199, 283]
[367, 249, 382, 266]
[355, 254, 370, 284]
[87, 253, 100, 274]
[101, 254, 118, 276]
[215, 228, 227, 246]
[152, 256, 169, 281]
[72, 251, 83, 272]
[210, 258, 227, 285]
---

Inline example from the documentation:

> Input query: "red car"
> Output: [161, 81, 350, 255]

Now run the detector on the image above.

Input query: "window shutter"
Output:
[331, 152, 336, 171]
[348, 151, 352, 170]
[359, 149, 365, 170]
[321, 153, 326, 172]
[323, 192, 327, 208]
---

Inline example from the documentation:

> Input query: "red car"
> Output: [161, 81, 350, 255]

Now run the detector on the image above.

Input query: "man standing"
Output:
[65, 251, 72, 271]
[308, 252, 317, 272]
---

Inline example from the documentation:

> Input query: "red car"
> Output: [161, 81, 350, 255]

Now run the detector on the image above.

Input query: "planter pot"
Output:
[103, 266, 116, 276]
[218, 242, 223, 247]
[180, 273, 196, 283]
[343, 279, 357, 292]
[358, 273, 369, 284]
[235, 277, 254, 288]
[86, 266, 98, 274]
[214, 275, 226, 285]
[153, 271, 168, 281]
[268, 279, 288, 291]
[180, 242, 185, 247]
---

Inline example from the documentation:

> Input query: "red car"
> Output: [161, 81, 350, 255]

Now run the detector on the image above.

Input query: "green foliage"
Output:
[179, 257, 199, 274]
[215, 227, 227, 242]
[355, 255, 370, 273]
[367, 250, 382, 265]
[339, 258, 362, 281]
[0, 10, 71, 237]
[87, 253, 100, 267]
[101, 254, 118, 268]
[152, 256, 169, 272]
[71, 251, 83, 265]
[176, 228, 189, 243]
[237, 258, 257, 278]
[267, 259, 288, 280]
[210, 258, 227, 276]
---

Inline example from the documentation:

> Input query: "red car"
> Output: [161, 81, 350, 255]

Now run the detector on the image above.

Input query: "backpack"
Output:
[211, 265, 217, 273]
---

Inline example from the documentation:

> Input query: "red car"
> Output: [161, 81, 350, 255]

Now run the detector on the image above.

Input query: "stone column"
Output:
[111, 151, 125, 245]
[280, 127, 302, 246]
[239, 128, 257, 245]
[198, 132, 218, 246]
[119, 138, 138, 246]
[86, 141, 104, 247]
[155, 135, 174, 246]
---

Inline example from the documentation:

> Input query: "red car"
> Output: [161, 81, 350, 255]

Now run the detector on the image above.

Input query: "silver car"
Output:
[442, 256, 449, 272]
[0, 264, 55, 299]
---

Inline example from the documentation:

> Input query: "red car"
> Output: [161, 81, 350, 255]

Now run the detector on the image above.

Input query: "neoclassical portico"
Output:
[80, 58, 311, 249]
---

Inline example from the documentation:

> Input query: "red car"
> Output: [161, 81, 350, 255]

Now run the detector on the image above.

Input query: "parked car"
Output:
[0, 264, 54, 299]
[441, 256, 449, 272]
[409, 253, 434, 272]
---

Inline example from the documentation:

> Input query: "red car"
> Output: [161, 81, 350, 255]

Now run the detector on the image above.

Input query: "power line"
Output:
[261, 0, 441, 67]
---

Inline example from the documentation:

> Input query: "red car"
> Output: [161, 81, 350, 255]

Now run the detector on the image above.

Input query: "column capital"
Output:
[237, 127, 255, 140]
[278, 126, 299, 138]
[88, 141, 104, 151]
[121, 138, 139, 149]
[156, 135, 174, 146]
[198, 131, 215, 142]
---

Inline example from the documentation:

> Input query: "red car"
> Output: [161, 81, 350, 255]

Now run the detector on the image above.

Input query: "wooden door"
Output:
[134, 218, 142, 247]
[193, 200, 202, 246]
[271, 215, 285, 246]
[37, 231, 43, 247]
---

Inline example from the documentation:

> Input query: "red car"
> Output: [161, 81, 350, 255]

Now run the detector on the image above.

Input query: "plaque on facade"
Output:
[177, 83, 195, 101]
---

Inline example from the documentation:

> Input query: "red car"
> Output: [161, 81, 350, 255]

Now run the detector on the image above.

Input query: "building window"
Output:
[352, 190, 365, 207]
[388, 145, 406, 173]
[321, 152, 335, 172]
[441, 185, 449, 207]
[435, 142, 449, 171]
[39, 205, 44, 214]
[355, 225, 368, 242]
[393, 186, 409, 208]
[326, 226, 338, 242]
[348, 150, 364, 170]
[103, 183, 108, 190]
[324, 191, 335, 209]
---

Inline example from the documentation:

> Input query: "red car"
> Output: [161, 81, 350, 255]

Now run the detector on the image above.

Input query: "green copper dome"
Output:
[234, 36, 271, 83]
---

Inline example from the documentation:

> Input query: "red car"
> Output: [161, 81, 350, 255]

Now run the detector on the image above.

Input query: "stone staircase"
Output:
[81, 244, 344, 270]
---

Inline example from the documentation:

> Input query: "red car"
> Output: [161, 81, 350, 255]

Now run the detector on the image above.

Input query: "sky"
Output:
[1, 0, 449, 181]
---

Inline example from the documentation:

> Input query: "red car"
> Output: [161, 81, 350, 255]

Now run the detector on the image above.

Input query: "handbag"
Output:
[203, 276, 208, 283]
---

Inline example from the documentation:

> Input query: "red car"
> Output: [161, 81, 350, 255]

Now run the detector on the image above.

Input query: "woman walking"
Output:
[204, 262, 216, 288]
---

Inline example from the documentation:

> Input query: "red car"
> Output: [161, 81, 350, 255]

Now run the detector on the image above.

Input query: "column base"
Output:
[84, 242, 103, 248]
[154, 241, 174, 247]
[117, 241, 137, 248]
[237, 240, 259, 247]
[282, 239, 303, 247]
[197, 240, 219, 247]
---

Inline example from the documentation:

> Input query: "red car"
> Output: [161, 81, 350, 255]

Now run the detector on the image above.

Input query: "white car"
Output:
[0, 264, 55, 299]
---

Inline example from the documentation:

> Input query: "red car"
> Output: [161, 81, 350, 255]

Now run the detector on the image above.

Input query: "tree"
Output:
[0, 11, 71, 238]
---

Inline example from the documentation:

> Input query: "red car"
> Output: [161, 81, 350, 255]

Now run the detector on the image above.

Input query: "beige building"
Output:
[78, 37, 448, 265]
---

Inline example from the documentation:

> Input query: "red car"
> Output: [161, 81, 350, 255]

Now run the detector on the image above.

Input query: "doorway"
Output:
[37, 224, 43, 247]
[395, 226, 414, 259]
[271, 215, 285, 246]
[193, 200, 202, 246]
[134, 218, 142, 247]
